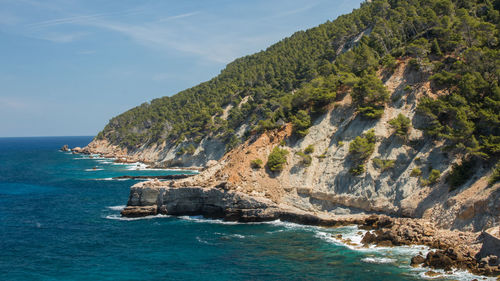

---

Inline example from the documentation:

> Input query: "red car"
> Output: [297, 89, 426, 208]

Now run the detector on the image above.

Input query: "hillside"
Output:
[85, 0, 500, 232]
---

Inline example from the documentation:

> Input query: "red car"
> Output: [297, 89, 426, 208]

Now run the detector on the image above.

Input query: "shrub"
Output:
[291, 110, 311, 137]
[296, 151, 312, 166]
[349, 130, 376, 161]
[338, 141, 344, 146]
[410, 168, 422, 177]
[349, 164, 365, 176]
[389, 113, 412, 138]
[304, 145, 314, 154]
[447, 160, 475, 190]
[380, 54, 397, 71]
[186, 144, 196, 155]
[421, 169, 441, 186]
[488, 162, 500, 186]
[373, 158, 395, 172]
[250, 159, 263, 169]
[358, 106, 385, 119]
[267, 147, 289, 172]
[352, 74, 389, 119]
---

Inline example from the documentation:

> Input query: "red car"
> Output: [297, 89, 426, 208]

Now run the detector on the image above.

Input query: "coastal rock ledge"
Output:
[121, 180, 368, 226]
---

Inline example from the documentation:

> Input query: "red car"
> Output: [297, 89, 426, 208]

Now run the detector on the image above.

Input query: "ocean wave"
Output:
[104, 214, 171, 221]
[411, 267, 497, 281]
[196, 236, 216, 245]
[177, 215, 241, 225]
[213, 232, 247, 239]
[95, 159, 113, 164]
[262, 219, 323, 231]
[84, 168, 103, 171]
[361, 257, 397, 264]
[107, 205, 126, 211]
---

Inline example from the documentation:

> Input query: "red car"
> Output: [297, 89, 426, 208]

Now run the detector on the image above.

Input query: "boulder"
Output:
[411, 255, 425, 267]
[60, 144, 69, 152]
[424, 251, 453, 271]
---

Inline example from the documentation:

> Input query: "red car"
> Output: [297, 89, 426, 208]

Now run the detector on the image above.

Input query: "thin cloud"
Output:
[158, 11, 200, 22]
[82, 19, 238, 63]
[36, 31, 88, 43]
[26, 8, 145, 29]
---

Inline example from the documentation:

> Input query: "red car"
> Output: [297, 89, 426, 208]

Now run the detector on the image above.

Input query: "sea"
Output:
[0, 136, 492, 281]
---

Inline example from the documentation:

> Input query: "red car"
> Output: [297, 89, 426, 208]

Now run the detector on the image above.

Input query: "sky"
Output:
[0, 0, 363, 137]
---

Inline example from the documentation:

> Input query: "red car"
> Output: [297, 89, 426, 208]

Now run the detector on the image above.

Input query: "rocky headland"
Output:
[72, 1, 500, 277]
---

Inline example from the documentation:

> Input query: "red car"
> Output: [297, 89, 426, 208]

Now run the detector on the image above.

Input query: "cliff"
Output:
[80, 2, 500, 274]
[89, 58, 500, 233]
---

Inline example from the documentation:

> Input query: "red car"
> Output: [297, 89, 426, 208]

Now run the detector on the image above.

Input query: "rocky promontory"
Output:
[121, 180, 369, 226]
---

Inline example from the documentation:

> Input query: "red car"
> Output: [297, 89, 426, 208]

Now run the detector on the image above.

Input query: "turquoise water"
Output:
[0, 137, 484, 280]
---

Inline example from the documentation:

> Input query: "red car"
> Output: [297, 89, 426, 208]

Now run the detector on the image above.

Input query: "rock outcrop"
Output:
[86, 59, 500, 233]
[121, 180, 371, 226]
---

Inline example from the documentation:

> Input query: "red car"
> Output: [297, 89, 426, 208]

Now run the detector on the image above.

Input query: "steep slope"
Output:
[87, 0, 497, 168]
[181, 58, 499, 231]
[86, 0, 500, 232]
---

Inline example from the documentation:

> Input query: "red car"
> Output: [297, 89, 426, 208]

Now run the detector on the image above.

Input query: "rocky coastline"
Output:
[68, 144, 500, 278]
[120, 180, 500, 278]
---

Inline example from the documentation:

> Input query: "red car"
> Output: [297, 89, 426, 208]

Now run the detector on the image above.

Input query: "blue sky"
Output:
[0, 0, 363, 137]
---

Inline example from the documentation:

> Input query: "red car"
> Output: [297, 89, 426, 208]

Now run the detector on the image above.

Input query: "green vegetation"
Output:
[373, 158, 395, 172]
[291, 110, 312, 137]
[304, 145, 315, 154]
[349, 130, 376, 175]
[267, 147, 289, 172]
[96, 0, 499, 186]
[176, 144, 196, 156]
[389, 114, 412, 138]
[338, 141, 344, 147]
[410, 168, 422, 177]
[447, 160, 475, 190]
[349, 164, 366, 176]
[489, 162, 500, 185]
[352, 74, 389, 119]
[421, 169, 441, 186]
[250, 159, 263, 169]
[349, 130, 376, 161]
[296, 151, 312, 166]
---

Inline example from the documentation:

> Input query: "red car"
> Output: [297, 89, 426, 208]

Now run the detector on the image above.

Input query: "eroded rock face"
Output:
[120, 181, 372, 226]
[122, 182, 279, 221]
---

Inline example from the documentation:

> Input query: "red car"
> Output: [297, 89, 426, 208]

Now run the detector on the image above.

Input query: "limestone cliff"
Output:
[103, 59, 499, 233]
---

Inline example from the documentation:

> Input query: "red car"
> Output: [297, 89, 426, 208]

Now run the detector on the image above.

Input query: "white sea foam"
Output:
[104, 214, 171, 221]
[107, 205, 126, 211]
[84, 168, 103, 171]
[177, 215, 240, 225]
[361, 257, 397, 264]
[95, 159, 113, 164]
[196, 236, 215, 245]
[263, 219, 322, 231]
[411, 266, 497, 281]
